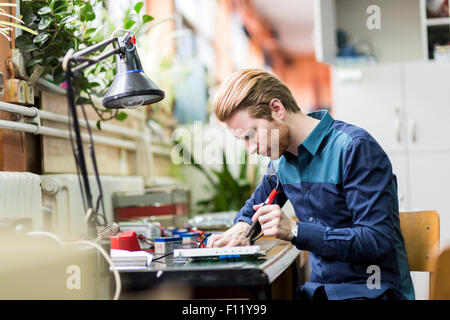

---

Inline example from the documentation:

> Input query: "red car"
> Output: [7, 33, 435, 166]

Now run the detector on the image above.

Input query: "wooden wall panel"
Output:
[0, 112, 27, 171]
[0, 0, 27, 172]
[0, 0, 14, 101]
[40, 91, 142, 175]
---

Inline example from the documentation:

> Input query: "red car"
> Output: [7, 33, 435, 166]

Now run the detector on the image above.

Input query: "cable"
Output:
[67, 97, 88, 213]
[80, 102, 107, 227]
[67, 240, 121, 300]
[267, 173, 280, 191]
[26, 231, 65, 247]
[152, 252, 173, 262]
[25, 231, 122, 300]
[251, 233, 264, 243]
[158, 224, 169, 237]
[137, 234, 155, 248]
[197, 232, 212, 248]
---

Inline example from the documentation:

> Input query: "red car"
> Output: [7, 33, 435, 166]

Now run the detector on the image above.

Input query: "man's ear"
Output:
[269, 98, 286, 121]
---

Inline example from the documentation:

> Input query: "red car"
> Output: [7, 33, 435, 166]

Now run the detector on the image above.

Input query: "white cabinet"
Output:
[332, 64, 406, 152]
[408, 153, 450, 240]
[332, 62, 450, 242]
[314, 0, 441, 65]
[402, 62, 450, 243]
[403, 62, 450, 151]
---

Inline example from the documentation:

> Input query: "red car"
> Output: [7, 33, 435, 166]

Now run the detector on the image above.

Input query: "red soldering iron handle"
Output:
[264, 189, 278, 205]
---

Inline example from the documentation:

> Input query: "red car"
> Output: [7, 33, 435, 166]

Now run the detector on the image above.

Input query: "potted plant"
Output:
[173, 141, 263, 214]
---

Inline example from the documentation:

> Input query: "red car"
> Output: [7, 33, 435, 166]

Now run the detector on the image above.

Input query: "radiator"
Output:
[0, 172, 42, 221]
[40, 174, 144, 240]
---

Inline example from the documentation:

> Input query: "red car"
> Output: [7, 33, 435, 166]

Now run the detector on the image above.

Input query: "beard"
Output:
[265, 122, 290, 160]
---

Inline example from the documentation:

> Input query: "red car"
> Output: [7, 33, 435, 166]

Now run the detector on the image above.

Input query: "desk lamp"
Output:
[62, 31, 164, 238]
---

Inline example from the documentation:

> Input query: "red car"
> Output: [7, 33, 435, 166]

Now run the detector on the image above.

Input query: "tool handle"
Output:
[245, 220, 258, 238]
[245, 189, 279, 238]
[265, 189, 278, 205]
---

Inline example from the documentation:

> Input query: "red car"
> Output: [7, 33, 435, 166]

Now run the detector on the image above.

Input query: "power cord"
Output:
[197, 232, 212, 248]
[152, 252, 173, 263]
[25, 231, 121, 300]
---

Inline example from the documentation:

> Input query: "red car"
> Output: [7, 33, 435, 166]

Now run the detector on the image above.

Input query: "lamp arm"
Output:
[62, 35, 125, 239]
[62, 36, 123, 75]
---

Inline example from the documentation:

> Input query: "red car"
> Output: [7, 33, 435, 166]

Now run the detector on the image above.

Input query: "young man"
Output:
[207, 68, 415, 300]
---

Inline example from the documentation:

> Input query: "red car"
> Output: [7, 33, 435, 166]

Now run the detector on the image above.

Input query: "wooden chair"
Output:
[399, 210, 440, 299]
[430, 246, 450, 300]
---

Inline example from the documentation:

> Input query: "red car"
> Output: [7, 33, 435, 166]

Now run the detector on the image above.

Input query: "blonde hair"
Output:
[213, 68, 301, 122]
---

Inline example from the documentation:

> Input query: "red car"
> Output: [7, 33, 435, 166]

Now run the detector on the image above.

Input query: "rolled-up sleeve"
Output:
[294, 137, 396, 263]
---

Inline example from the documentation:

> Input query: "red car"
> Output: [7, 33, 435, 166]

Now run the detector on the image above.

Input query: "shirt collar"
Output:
[280, 110, 333, 162]
[300, 110, 334, 156]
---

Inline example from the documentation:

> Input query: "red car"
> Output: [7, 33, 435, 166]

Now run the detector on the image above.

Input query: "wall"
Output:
[283, 54, 332, 113]
[0, 0, 27, 172]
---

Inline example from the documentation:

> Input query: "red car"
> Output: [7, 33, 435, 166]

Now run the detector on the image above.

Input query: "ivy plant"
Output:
[16, 0, 154, 126]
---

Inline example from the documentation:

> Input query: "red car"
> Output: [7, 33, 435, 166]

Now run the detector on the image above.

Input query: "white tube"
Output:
[35, 77, 145, 121]
[0, 101, 37, 117]
[39, 126, 137, 150]
[0, 118, 137, 150]
[39, 109, 142, 140]
[0, 101, 142, 140]
[68, 240, 121, 300]
[0, 101, 157, 143]
[0, 119, 37, 133]
[0, 101, 171, 155]
[26, 231, 122, 300]
[26, 231, 66, 247]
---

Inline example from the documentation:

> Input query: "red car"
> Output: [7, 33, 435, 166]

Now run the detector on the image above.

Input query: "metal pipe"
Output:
[0, 101, 37, 117]
[39, 109, 142, 140]
[0, 101, 141, 140]
[0, 118, 137, 150]
[40, 126, 137, 150]
[0, 101, 171, 154]
[0, 119, 36, 133]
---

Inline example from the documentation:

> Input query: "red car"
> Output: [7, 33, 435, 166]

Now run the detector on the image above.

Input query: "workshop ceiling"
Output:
[252, 0, 315, 55]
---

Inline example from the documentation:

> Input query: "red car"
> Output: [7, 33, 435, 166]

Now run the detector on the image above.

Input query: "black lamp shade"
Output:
[102, 33, 164, 109]
[102, 69, 165, 109]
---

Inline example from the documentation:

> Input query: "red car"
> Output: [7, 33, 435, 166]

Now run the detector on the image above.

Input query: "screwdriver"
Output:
[245, 174, 279, 242]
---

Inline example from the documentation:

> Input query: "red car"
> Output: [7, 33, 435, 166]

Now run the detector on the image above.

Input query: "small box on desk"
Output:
[112, 186, 190, 227]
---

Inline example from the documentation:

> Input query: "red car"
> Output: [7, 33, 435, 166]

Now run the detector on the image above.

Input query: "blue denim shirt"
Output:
[234, 110, 415, 300]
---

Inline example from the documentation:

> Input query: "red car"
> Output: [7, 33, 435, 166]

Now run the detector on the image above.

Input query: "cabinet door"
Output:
[390, 153, 411, 212]
[408, 152, 450, 243]
[403, 62, 450, 152]
[332, 64, 407, 154]
[313, 0, 336, 63]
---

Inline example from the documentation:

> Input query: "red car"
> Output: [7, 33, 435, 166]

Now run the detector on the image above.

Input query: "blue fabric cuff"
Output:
[296, 222, 325, 252]
[235, 216, 252, 226]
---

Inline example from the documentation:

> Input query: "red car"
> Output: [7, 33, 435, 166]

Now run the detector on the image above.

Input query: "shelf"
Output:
[426, 17, 450, 26]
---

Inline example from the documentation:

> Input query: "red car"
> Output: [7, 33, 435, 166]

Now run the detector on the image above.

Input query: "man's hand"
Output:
[252, 203, 294, 241]
[206, 221, 251, 247]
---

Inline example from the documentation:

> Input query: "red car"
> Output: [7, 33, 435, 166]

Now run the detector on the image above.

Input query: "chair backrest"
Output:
[430, 246, 450, 300]
[399, 211, 440, 272]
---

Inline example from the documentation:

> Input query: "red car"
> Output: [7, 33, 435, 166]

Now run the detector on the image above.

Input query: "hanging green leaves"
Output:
[17, 0, 155, 124]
